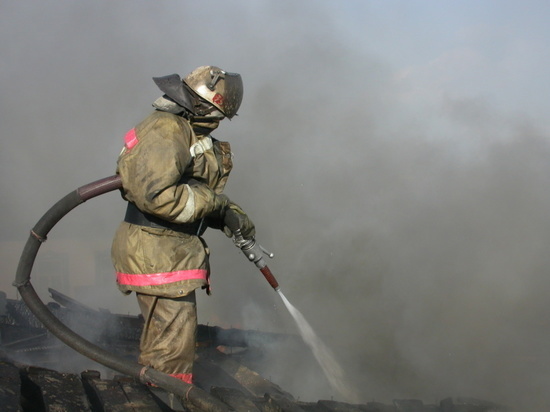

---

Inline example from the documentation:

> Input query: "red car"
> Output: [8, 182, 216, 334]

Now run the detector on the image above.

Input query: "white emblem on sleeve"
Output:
[189, 136, 213, 157]
[174, 184, 196, 222]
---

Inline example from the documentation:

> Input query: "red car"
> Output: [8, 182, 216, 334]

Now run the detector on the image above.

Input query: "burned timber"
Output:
[0, 289, 506, 411]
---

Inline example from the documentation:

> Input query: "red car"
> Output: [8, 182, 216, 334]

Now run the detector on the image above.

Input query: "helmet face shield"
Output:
[184, 66, 243, 118]
[216, 72, 243, 118]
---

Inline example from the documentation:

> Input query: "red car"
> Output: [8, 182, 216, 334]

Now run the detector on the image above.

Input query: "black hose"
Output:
[13, 175, 229, 411]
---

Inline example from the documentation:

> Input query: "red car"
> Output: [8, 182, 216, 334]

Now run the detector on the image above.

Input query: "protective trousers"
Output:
[136, 291, 197, 384]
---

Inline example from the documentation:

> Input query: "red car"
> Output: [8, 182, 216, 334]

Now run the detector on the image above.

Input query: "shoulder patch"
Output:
[124, 128, 139, 150]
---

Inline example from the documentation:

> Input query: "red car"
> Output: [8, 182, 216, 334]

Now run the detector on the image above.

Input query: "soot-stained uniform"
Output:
[111, 109, 232, 383]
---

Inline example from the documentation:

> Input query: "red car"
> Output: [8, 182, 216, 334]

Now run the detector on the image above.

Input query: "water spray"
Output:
[225, 210, 358, 401]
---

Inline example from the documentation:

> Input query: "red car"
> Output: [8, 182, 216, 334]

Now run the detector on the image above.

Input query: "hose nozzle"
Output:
[231, 229, 279, 290]
[225, 209, 279, 290]
[260, 265, 280, 291]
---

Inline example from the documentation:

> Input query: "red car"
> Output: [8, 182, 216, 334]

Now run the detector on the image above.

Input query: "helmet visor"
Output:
[220, 72, 243, 118]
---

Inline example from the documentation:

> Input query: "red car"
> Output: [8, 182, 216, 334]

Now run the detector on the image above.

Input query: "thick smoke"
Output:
[2, 1, 550, 409]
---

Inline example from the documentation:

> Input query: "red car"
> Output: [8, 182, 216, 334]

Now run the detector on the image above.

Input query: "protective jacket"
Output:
[111, 109, 233, 298]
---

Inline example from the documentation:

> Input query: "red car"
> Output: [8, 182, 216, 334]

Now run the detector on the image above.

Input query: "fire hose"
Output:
[13, 175, 229, 411]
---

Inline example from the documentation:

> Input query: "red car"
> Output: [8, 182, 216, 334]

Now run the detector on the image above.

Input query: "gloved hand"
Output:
[213, 193, 231, 212]
[186, 179, 230, 219]
[223, 202, 256, 239]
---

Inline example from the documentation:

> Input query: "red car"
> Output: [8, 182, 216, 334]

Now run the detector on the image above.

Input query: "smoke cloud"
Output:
[2, 1, 550, 409]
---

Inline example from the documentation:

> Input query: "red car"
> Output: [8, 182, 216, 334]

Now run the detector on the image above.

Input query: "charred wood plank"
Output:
[24, 366, 91, 411]
[116, 375, 174, 411]
[210, 386, 261, 411]
[193, 354, 250, 394]
[0, 360, 22, 412]
[147, 388, 186, 412]
[261, 392, 306, 411]
[48, 289, 96, 313]
[82, 371, 130, 412]
[198, 347, 294, 401]
[81, 370, 168, 412]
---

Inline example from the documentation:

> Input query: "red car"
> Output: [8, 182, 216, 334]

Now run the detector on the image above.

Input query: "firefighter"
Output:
[111, 66, 255, 385]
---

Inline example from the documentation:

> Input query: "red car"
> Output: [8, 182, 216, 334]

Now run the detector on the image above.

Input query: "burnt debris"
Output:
[0, 290, 507, 411]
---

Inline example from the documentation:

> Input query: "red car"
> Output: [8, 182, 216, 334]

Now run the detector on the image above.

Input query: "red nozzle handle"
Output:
[260, 266, 280, 290]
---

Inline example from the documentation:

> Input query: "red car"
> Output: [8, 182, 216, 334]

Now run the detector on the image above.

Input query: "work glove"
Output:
[223, 202, 256, 240]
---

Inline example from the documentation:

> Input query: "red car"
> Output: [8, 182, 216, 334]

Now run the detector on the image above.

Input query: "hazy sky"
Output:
[2, 1, 550, 409]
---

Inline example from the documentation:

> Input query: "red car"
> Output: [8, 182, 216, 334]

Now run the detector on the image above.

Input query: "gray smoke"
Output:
[2, 1, 550, 409]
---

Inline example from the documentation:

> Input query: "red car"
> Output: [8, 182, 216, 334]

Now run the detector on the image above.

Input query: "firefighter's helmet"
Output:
[183, 66, 243, 119]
